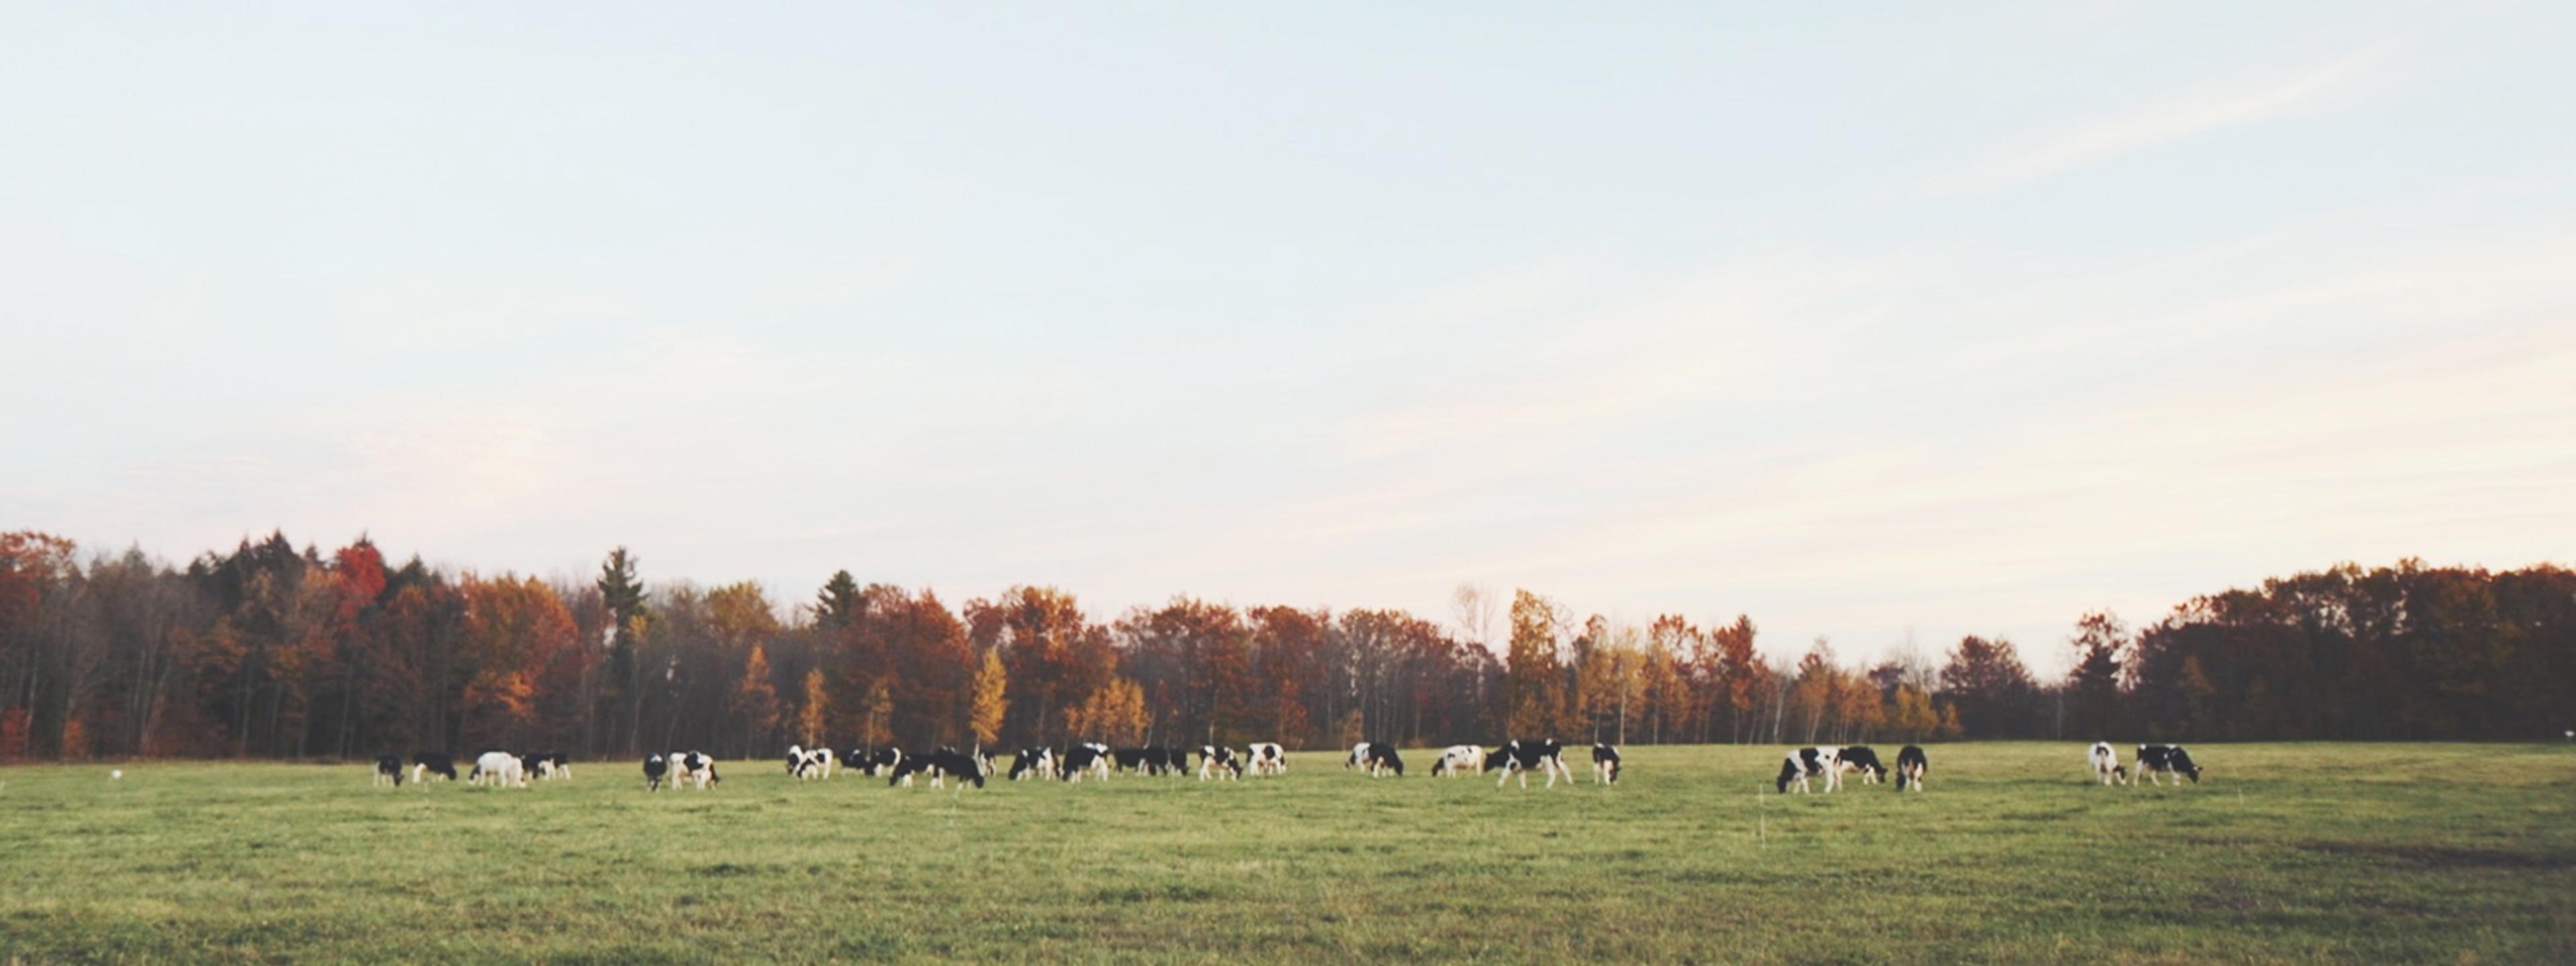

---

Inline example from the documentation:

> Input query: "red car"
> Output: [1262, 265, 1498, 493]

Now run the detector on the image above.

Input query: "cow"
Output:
[2135, 744, 2202, 786]
[472, 750, 527, 789]
[520, 752, 553, 782]
[1493, 739, 1573, 789]
[1591, 743, 1622, 784]
[1354, 742, 1403, 777]
[2089, 742, 2127, 786]
[1199, 745, 1242, 781]
[1835, 746, 1889, 786]
[1343, 742, 1371, 770]
[1776, 747, 1839, 794]
[1150, 746, 1191, 775]
[673, 751, 720, 790]
[411, 751, 458, 785]
[373, 755, 404, 788]
[1008, 747, 1055, 781]
[892, 747, 991, 789]
[1894, 745, 1928, 792]
[643, 753, 669, 792]
[1244, 743, 1286, 777]
[1112, 747, 1150, 775]
[1430, 745, 1486, 777]
[1059, 743, 1112, 783]
[543, 751, 572, 780]
[847, 747, 903, 777]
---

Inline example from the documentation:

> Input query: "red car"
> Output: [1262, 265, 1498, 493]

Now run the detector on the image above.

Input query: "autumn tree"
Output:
[969, 649, 1008, 748]
[1503, 590, 1567, 737]
[798, 667, 830, 747]
[1939, 635, 2036, 739]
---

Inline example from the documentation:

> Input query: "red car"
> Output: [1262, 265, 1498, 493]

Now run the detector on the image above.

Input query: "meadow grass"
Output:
[2, 743, 2569, 963]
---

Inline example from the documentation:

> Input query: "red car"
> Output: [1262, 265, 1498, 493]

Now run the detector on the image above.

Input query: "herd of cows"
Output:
[366, 739, 2206, 794]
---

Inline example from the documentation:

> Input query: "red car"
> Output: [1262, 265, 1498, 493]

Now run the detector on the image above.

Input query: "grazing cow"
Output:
[1493, 739, 1574, 789]
[1245, 743, 1286, 777]
[1895, 745, 1928, 792]
[1591, 743, 1622, 784]
[1112, 747, 1150, 775]
[892, 747, 991, 789]
[520, 752, 553, 782]
[643, 753, 669, 792]
[673, 751, 720, 790]
[2089, 742, 2127, 786]
[1835, 746, 1889, 786]
[1199, 745, 1242, 781]
[847, 747, 903, 777]
[472, 750, 527, 788]
[543, 751, 571, 780]
[1059, 743, 1112, 783]
[1776, 747, 1840, 794]
[374, 755, 404, 788]
[1008, 747, 1055, 781]
[411, 752, 458, 785]
[788, 745, 833, 780]
[2135, 744, 2202, 786]
[1430, 745, 1486, 777]
[1152, 746, 1193, 775]
[1343, 742, 1371, 770]
[1354, 742, 1403, 777]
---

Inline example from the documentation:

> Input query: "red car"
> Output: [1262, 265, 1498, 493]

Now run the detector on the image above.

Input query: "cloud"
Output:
[1930, 50, 2383, 197]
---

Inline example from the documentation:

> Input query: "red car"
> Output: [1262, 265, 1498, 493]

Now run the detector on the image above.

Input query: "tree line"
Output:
[0, 531, 2567, 761]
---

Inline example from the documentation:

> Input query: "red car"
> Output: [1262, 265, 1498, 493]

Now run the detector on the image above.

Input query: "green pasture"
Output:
[2, 743, 2569, 963]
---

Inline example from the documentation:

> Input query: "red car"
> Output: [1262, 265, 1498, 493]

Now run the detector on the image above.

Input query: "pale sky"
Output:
[7, 3, 2572, 676]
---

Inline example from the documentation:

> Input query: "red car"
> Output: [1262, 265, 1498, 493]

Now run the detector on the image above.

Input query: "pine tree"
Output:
[596, 547, 648, 755]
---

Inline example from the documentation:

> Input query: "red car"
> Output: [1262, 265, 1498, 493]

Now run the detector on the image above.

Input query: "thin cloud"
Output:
[1931, 49, 2384, 197]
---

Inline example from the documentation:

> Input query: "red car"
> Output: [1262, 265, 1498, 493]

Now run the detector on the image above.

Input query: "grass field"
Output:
[2, 743, 2570, 963]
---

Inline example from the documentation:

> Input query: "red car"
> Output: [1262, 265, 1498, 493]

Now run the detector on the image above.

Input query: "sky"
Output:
[5, 2, 2572, 676]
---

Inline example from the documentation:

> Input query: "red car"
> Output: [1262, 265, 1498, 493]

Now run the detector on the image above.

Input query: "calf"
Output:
[1591, 743, 1622, 784]
[643, 753, 669, 792]
[1430, 745, 1485, 777]
[411, 751, 458, 785]
[1494, 739, 1572, 789]
[1357, 742, 1403, 777]
[1835, 746, 1889, 786]
[2088, 742, 2127, 786]
[1775, 747, 1839, 794]
[472, 750, 527, 789]
[2135, 744, 2202, 786]
[673, 751, 719, 790]
[1199, 745, 1242, 780]
[374, 755, 404, 788]
[1244, 743, 1286, 777]
[1894, 745, 1928, 792]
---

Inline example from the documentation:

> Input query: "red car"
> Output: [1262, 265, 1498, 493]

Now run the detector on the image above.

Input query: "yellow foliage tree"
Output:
[969, 649, 1008, 748]
[798, 668, 830, 747]
[732, 645, 781, 755]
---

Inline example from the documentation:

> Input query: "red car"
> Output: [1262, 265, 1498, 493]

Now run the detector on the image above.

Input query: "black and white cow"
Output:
[2135, 744, 2202, 786]
[1591, 743, 1622, 784]
[1356, 742, 1403, 777]
[1776, 747, 1838, 794]
[2088, 741, 2127, 786]
[672, 751, 719, 790]
[1112, 747, 1151, 775]
[1154, 746, 1193, 775]
[1895, 745, 1927, 792]
[543, 751, 572, 780]
[1059, 743, 1112, 782]
[847, 747, 903, 777]
[786, 745, 833, 780]
[472, 750, 527, 788]
[1430, 745, 1485, 777]
[411, 751, 458, 784]
[1493, 739, 1572, 789]
[890, 747, 991, 789]
[1199, 745, 1242, 780]
[1008, 747, 1055, 781]
[1343, 743, 1371, 771]
[643, 753, 669, 792]
[520, 752, 553, 782]
[374, 755, 404, 788]
[1244, 743, 1286, 777]
[1835, 746, 1889, 786]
